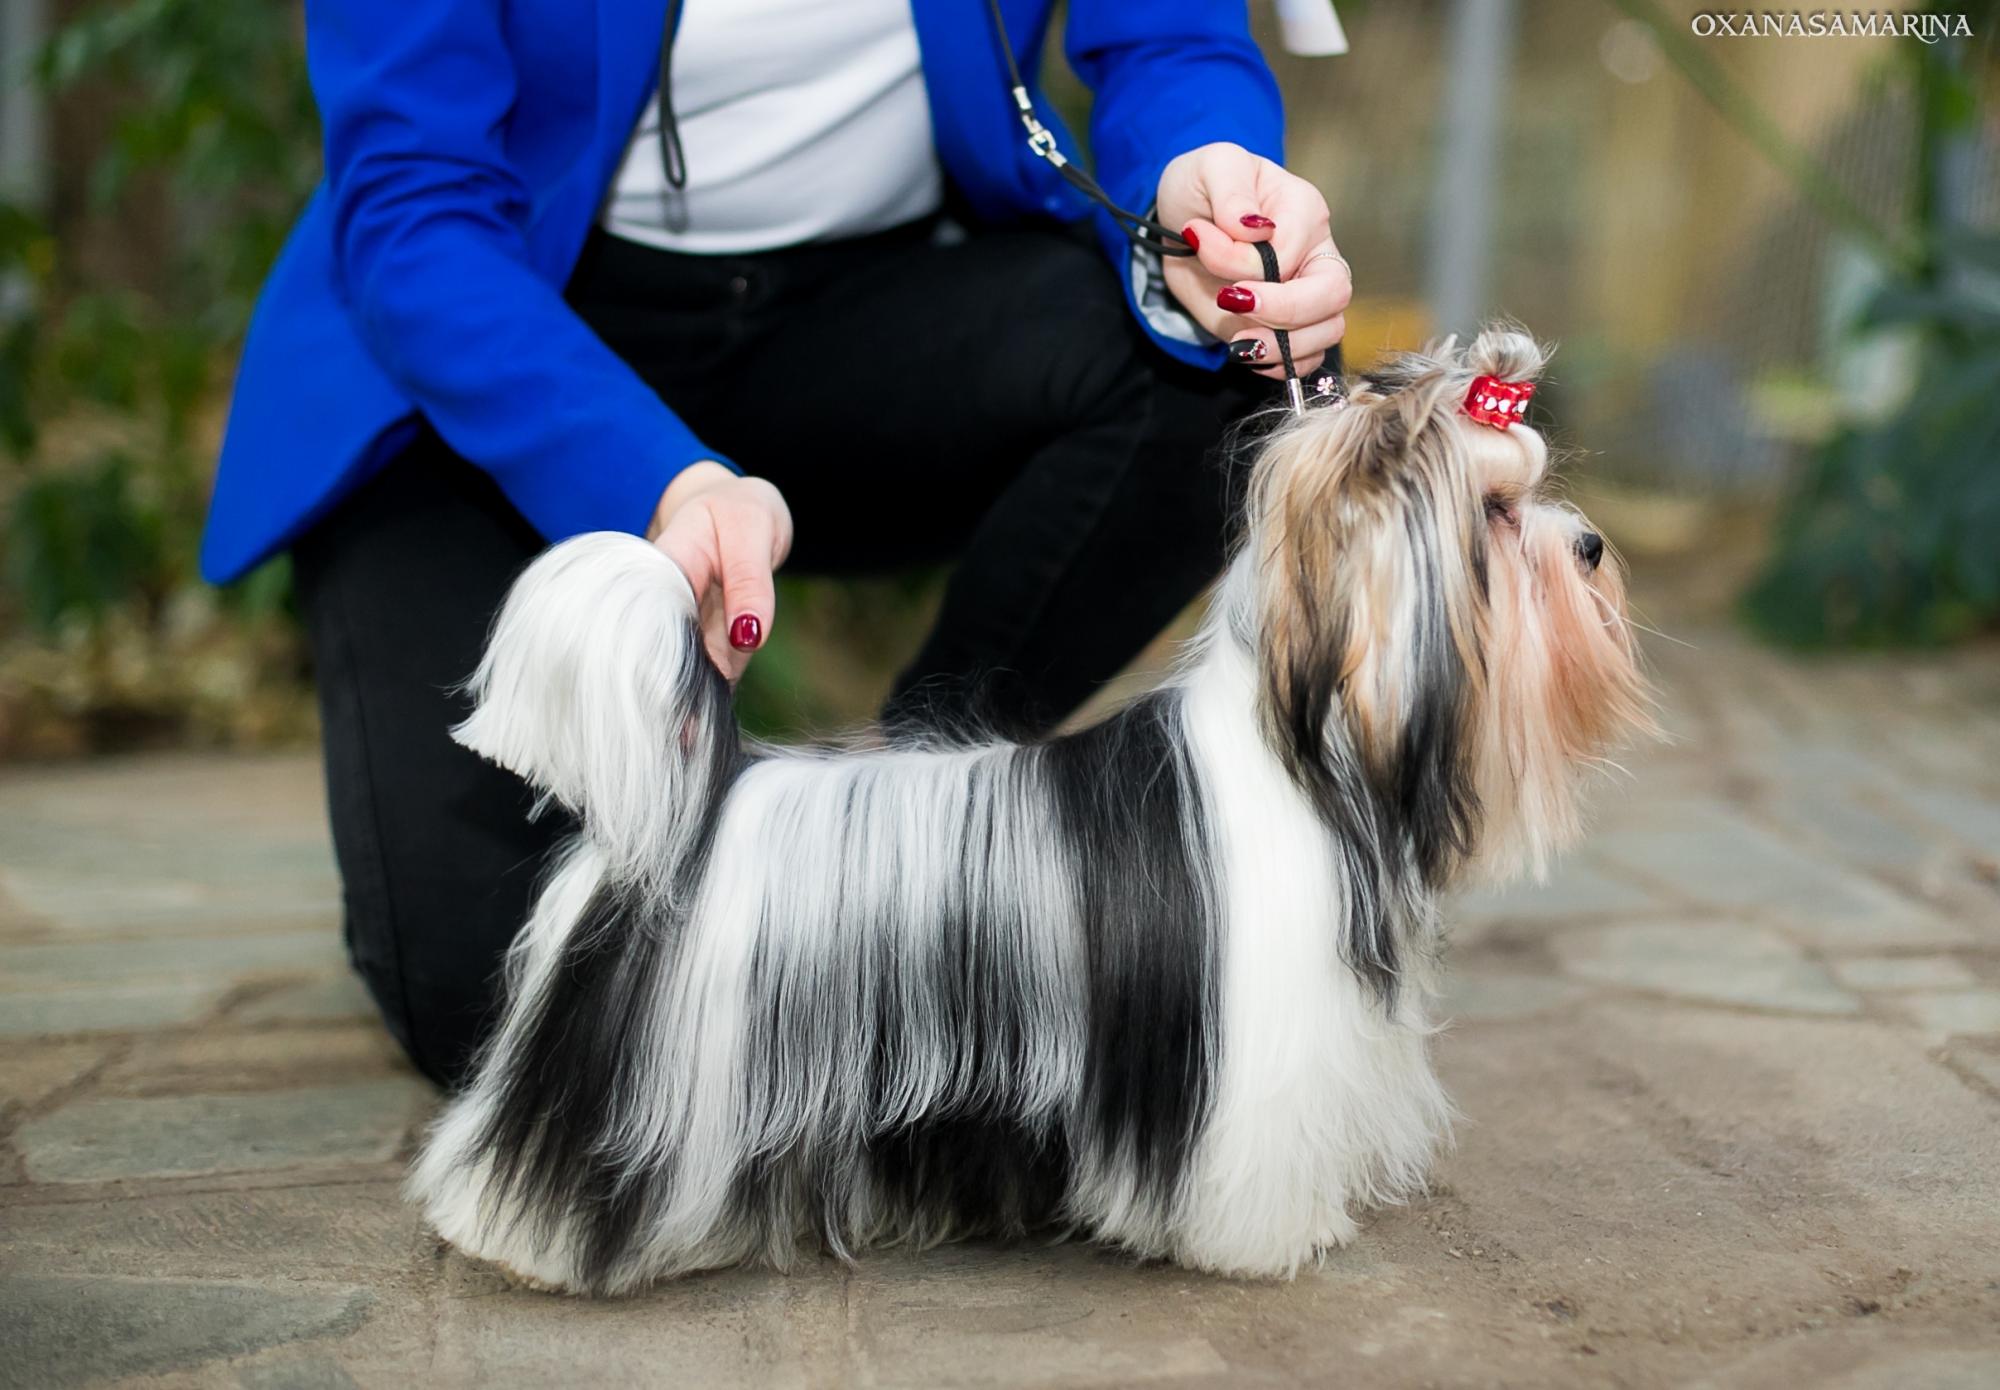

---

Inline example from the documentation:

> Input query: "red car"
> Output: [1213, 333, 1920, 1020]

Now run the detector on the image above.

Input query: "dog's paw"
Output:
[492, 1258, 579, 1296]
[1310, 1209, 1360, 1252]
[436, 1235, 581, 1296]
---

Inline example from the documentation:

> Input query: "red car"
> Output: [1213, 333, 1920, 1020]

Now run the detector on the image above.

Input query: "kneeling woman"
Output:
[201, 0, 1354, 1086]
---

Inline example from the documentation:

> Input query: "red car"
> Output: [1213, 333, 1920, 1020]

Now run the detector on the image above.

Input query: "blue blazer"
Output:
[200, 0, 1285, 582]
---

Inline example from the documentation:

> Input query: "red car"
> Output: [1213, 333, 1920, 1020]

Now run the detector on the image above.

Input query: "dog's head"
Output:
[1246, 325, 1654, 892]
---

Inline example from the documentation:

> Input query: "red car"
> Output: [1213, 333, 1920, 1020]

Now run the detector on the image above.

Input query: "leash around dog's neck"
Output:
[1252, 241, 1305, 416]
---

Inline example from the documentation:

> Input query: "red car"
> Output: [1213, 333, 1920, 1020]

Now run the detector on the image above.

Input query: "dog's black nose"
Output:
[1577, 530, 1605, 571]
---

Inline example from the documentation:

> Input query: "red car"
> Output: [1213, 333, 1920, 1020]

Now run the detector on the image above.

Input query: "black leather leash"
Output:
[1253, 240, 1304, 415]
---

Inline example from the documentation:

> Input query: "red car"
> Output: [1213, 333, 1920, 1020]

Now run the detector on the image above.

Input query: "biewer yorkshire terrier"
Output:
[411, 326, 1651, 1295]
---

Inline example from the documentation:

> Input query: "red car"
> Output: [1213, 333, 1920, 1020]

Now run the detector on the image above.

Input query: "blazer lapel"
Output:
[534, 0, 668, 272]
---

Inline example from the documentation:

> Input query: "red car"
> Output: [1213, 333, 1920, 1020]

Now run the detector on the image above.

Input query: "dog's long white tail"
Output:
[453, 531, 735, 902]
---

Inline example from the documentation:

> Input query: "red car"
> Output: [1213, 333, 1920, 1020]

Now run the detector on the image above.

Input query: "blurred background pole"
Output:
[1425, 0, 1517, 337]
[0, 0, 44, 205]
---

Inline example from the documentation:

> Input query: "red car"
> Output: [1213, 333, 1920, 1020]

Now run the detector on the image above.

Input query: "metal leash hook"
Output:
[1253, 241, 1305, 416]
[985, 0, 1195, 258]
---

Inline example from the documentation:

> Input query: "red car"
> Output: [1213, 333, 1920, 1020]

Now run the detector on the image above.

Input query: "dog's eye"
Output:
[1485, 495, 1519, 529]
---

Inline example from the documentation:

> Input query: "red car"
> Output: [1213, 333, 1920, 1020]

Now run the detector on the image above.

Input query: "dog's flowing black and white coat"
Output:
[411, 328, 1652, 1295]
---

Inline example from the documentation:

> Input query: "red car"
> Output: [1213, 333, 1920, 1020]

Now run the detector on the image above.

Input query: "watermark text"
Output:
[1691, 11, 1974, 42]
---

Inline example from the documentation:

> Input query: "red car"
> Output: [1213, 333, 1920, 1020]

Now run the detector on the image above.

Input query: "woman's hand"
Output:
[647, 462, 794, 682]
[1156, 143, 1352, 378]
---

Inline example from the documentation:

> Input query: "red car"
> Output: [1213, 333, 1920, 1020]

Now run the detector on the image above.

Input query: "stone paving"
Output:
[3, 626, 2000, 1387]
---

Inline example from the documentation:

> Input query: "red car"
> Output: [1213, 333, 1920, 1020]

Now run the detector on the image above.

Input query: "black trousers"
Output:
[294, 220, 1261, 1087]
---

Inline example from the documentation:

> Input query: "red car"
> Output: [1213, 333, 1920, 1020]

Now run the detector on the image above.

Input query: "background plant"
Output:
[0, 0, 319, 752]
[1614, 0, 2000, 646]
[1742, 225, 2000, 645]
[3, 2, 1995, 760]
[3, 0, 317, 615]
[0, 0, 933, 750]
[1741, 35, 2000, 646]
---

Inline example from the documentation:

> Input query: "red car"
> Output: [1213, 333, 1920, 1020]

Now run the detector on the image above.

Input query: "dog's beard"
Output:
[1472, 502, 1653, 879]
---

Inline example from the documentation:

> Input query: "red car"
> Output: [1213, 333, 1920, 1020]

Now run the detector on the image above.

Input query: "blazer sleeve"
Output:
[306, 0, 731, 542]
[1064, 2, 1288, 369]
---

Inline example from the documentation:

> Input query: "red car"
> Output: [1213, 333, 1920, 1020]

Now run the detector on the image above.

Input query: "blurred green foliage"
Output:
[1744, 228, 2000, 645]
[3, 3, 1992, 756]
[0, 0, 320, 751]
[1742, 23, 2000, 646]
[1620, 0, 2000, 646]
[0, 0, 926, 749]
[0, 0, 932, 752]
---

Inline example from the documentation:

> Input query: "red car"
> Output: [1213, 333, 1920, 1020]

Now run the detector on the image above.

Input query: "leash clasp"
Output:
[1011, 86, 1068, 168]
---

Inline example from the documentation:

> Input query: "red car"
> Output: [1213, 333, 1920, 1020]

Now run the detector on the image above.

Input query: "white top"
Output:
[603, 0, 944, 255]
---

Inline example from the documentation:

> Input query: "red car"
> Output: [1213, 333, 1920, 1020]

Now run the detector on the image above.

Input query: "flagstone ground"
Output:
[4, 624, 1999, 1388]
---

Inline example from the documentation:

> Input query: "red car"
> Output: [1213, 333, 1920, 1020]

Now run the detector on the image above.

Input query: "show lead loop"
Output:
[1253, 241, 1304, 416]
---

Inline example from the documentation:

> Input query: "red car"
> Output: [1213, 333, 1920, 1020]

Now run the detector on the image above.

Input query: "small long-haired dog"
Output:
[411, 326, 1652, 1295]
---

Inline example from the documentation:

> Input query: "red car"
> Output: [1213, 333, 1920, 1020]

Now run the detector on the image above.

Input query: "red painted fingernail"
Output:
[1240, 214, 1276, 229]
[729, 614, 762, 651]
[1181, 224, 1200, 252]
[1217, 286, 1256, 313]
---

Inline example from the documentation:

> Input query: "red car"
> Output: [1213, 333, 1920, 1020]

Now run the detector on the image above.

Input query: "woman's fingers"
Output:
[1216, 236, 1351, 384]
[654, 507, 717, 614]
[713, 495, 777, 658]
[1194, 147, 1281, 244]
[1177, 229, 1348, 347]
[1228, 312, 1347, 381]
[654, 504, 738, 678]
[1200, 150, 1329, 279]
[653, 481, 791, 682]
[1180, 217, 1269, 285]
[1214, 245, 1353, 332]
[1156, 143, 1347, 345]
[1167, 146, 1295, 286]
[1257, 179, 1332, 283]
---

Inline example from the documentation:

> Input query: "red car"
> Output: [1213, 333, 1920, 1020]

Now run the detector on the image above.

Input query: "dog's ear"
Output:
[1251, 380, 1487, 895]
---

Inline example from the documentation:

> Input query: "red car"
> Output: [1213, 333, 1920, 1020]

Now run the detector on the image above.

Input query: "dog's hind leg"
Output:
[405, 837, 608, 1291]
[414, 532, 753, 1294]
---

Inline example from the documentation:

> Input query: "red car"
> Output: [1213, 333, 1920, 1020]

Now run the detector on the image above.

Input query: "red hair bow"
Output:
[1463, 376, 1535, 430]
